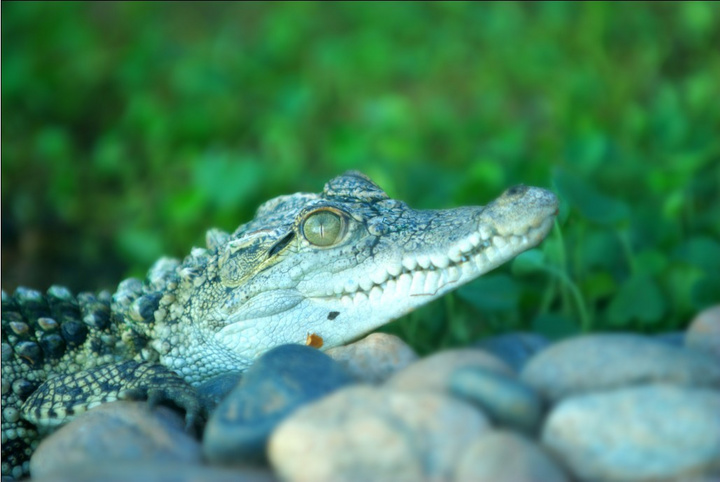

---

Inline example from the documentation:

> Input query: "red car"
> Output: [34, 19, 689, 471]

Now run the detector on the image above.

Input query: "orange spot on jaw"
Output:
[305, 333, 324, 348]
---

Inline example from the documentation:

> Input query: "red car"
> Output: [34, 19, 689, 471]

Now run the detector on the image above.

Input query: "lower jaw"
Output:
[322, 239, 535, 307]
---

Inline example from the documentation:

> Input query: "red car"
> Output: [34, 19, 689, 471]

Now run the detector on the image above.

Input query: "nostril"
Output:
[506, 185, 526, 196]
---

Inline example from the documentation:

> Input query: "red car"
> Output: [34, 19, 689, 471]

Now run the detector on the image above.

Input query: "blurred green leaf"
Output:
[580, 271, 616, 300]
[607, 274, 666, 326]
[35, 127, 72, 161]
[673, 237, 720, 272]
[92, 135, 126, 175]
[457, 274, 520, 312]
[634, 249, 668, 276]
[564, 132, 607, 171]
[193, 153, 264, 211]
[553, 168, 630, 225]
[690, 274, 720, 310]
[577, 230, 625, 272]
[511, 249, 548, 276]
[531, 313, 580, 340]
[117, 229, 165, 265]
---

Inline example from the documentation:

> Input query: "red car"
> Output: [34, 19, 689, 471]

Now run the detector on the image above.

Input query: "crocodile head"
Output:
[151, 171, 558, 383]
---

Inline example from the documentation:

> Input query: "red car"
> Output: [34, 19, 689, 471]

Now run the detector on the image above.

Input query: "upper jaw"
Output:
[306, 186, 558, 302]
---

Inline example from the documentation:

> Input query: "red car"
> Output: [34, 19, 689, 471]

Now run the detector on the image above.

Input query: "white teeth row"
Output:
[326, 228, 532, 301]
[333, 261, 478, 306]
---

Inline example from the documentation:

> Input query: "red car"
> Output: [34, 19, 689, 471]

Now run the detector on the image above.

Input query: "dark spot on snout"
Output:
[327, 311, 340, 320]
[506, 185, 527, 196]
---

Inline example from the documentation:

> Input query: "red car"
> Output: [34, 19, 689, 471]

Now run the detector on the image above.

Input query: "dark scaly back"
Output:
[1, 252, 182, 479]
[1, 286, 123, 479]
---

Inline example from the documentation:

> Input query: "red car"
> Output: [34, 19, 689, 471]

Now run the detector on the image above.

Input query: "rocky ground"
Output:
[26, 305, 720, 482]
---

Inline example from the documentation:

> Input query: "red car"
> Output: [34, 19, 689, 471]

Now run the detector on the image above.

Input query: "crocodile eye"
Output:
[301, 209, 346, 247]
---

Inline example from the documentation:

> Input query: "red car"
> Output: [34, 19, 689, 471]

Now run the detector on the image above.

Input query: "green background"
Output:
[3, 2, 719, 352]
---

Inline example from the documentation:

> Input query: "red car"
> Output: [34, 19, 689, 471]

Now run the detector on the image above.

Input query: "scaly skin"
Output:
[1, 171, 558, 479]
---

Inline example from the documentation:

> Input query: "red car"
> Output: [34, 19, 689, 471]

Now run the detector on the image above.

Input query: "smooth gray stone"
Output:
[30, 402, 201, 479]
[385, 348, 512, 393]
[455, 430, 569, 482]
[450, 365, 544, 434]
[31, 462, 278, 482]
[196, 371, 243, 414]
[202, 344, 354, 466]
[685, 305, 720, 361]
[268, 385, 490, 482]
[653, 331, 685, 346]
[521, 333, 720, 402]
[542, 384, 720, 482]
[326, 332, 418, 384]
[473, 332, 550, 372]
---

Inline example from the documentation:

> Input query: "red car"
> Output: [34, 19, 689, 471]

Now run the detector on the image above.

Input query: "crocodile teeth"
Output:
[484, 247, 498, 264]
[402, 258, 417, 272]
[461, 261, 476, 278]
[353, 292, 368, 304]
[430, 254, 450, 269]
[446, 266, 460, 283]
[474, 252, 490, 270]
[416, 254, 432, 270]
[396, 273, 413, 294]
[409, 272, 426, 295]
[370, 270, 388, 286]
[493, 236, 507, 249]
[457, 238, 474, 254]
[369, 286, 383, 303]
[479, 225, 493, 240]
[359, 277, 374, 292]
[318, 222, 518, 302]
[387, 264, 402, 277]
[344, 279, 359, 294]
[448, 247, 464, 263]
[424, 270, 440, 293]
[383, 279, 397, 296]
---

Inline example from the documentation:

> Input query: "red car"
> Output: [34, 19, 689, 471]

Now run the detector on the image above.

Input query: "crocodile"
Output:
[1, 171, 558, 480]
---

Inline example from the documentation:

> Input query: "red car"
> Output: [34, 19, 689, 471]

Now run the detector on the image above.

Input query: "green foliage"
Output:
[3, 3, 719, 352]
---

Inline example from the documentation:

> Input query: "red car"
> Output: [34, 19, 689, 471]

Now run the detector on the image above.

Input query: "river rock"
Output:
[385, 348, 512, 393]
[473, 332, 550, 372]
[686, 305, 720, 360]
[32, 463, 278, 482]
[202, 344, 354, 466]
[449, 365, 544, 434]
[268, 385, 490, 482]
[653, 331, 685, 346]
[30, 402, 201, 479]
[542, 384, 720, 482]
[521, 333, 720, 402]
[325, 333, 418, 383]
[455, 430, 569, 482]
[196, 371, 243, 414]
